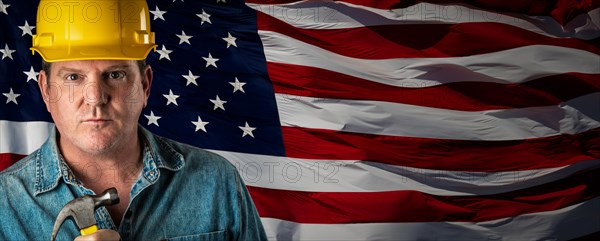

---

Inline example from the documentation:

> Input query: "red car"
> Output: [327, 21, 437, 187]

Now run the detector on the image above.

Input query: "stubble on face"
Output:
[39, 60, 150, 157]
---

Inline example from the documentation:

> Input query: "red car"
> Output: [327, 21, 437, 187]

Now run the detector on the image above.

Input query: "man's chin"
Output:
[79, 142, 118, 155]
[78, 133, 121, 154]
[84, 121, 114, 130]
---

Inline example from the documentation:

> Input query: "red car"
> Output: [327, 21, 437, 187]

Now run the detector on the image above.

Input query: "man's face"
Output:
[38, 60, 152, 155]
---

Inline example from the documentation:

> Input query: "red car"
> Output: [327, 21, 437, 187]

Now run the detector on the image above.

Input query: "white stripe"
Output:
[0, 121, 53, 155]
[259, 30, 600, 87]
[275, 92, 600, 140]
[2, 121, 597, 196]
[3, 120, 597, 196]
[260, 197, 600, 241]
[249, 2, 600, 39]
[212, 150, 600, 196]
[536, 7, 600, 40]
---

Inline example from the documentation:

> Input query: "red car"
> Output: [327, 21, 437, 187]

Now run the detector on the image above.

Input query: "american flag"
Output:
[2, 0, 600, 240]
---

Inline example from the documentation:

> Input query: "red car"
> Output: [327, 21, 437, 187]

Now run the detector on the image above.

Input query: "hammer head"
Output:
[50, 188, 119, 241]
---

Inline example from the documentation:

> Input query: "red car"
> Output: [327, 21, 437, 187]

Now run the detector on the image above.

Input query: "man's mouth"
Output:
[83, 119, 112, 125]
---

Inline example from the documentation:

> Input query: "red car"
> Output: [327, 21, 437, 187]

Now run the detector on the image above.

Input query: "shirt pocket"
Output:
[163, 230, 228, 241]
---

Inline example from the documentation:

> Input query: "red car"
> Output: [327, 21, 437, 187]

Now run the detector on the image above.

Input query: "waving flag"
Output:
[2, 0, 600, 240]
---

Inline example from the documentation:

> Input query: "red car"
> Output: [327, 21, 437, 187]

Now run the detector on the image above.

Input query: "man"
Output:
[0, 0, 267, 240]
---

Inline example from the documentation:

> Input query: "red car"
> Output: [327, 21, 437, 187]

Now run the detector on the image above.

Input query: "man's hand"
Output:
[74, 229, 120, 241]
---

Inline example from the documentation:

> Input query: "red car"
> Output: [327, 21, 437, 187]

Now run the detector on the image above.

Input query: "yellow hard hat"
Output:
[31, 0, 157, 62]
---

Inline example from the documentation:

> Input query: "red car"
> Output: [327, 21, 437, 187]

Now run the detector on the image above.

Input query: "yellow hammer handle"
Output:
[80, 225, 98, 236]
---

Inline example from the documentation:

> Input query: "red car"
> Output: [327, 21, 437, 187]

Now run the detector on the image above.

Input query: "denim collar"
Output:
[34, 126, 185, 196]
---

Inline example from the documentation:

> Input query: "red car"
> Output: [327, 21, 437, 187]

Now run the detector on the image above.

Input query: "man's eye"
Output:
[108, 72, 125, 79]
[66, 74, 79, 81]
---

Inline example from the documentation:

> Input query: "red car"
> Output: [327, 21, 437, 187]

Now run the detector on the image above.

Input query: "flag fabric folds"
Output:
[1, 0, 600, 240]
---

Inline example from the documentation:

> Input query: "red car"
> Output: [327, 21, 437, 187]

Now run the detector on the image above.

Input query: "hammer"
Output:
[50, 188, 120, 241]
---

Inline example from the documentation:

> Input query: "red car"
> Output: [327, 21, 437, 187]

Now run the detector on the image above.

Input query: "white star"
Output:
[239, 122, 256, 138]
[18, 21, 35, 36]
[3, 88, 20, 105]
[163, 89, 180, 106]
[176, 30, 193, 45]
[0, 44, 16, 60]
[203, 53, 219, 68]
[157, 45, 172, 61]
[150, 6, 166, 21]
[209, 95, 227, 111]
[0, 1, 9, 15]
[144, 111, 162, 126]
[229, 77, 246, 93]
[23, 66, 39, 82]
[196, 9, 212, 25]
[191, 116, 209, 132]
[222, 32, 237, 48]
[217, 0, 227, 3]
[182, 70, 200, 86]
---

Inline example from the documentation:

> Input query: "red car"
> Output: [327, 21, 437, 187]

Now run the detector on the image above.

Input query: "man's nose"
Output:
[84, 78, 110, 106]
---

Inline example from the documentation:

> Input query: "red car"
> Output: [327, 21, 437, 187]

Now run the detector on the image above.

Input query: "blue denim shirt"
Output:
[0, 126, 267, 241]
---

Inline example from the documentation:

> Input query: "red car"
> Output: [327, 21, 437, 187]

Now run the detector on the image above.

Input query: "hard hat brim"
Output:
[31, 43, 157, 62]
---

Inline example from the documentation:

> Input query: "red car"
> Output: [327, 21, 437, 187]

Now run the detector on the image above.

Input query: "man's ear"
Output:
[142, 64, 153, 107]
[38, 70, 51, 111]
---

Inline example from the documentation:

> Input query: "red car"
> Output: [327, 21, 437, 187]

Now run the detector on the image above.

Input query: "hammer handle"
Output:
[80, 225, 99, 236]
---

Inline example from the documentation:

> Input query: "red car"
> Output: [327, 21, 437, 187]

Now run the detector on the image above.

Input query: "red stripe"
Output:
[257, 11, 600, 59]
[248, 0, 600, 25]
[269, 62, 600, 111]
[0, 153, 26, 171]
[248, 0, 559, 12]
[248, 168, 600, 223]
[282, 127, 600, 171]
